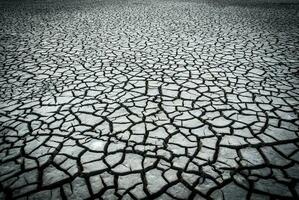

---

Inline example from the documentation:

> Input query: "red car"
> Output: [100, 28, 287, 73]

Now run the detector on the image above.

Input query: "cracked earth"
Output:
[0, 0, 299, 199]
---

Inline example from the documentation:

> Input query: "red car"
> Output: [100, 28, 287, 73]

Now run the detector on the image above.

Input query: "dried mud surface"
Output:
[0, 0, 299, 199]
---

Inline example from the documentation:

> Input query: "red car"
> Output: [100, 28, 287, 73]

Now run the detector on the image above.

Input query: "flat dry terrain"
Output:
[0, 0, 299, 199]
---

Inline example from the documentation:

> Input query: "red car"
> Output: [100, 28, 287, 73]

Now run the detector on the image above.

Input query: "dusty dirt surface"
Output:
[0, 0, 299, 199]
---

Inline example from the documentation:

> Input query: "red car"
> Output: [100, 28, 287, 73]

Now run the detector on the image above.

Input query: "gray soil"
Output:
[0, 0, 299, 199]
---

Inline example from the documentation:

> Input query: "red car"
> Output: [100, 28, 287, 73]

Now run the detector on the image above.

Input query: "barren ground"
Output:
[0, 0, 299, 199]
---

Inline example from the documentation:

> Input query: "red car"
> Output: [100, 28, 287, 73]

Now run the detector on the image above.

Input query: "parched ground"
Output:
[0, 0, 299, 199]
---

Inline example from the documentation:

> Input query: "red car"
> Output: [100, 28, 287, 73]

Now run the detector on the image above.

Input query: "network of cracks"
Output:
[0, 0, 299, 199]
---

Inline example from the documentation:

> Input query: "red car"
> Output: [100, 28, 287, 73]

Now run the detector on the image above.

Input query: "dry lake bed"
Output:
[0, 0, 299, 199]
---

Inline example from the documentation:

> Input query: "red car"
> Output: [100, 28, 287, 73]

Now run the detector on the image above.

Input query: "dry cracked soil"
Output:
[0, 0, 299, 199]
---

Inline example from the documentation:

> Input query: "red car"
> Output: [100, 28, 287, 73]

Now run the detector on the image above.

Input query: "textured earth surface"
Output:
[1, 0, 299, 199]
